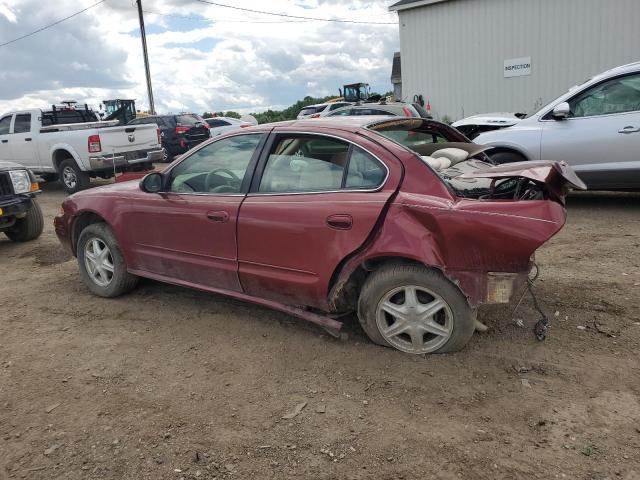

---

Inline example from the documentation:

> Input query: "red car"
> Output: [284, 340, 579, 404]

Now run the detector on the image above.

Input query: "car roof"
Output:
[242, 116, 444, 134]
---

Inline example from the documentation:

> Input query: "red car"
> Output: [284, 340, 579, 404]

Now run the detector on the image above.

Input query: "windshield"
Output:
[176, 114, 204, 126]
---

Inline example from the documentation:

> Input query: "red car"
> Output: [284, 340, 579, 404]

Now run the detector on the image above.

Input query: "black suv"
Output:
[128, 113, 210, 162]
[0, 162, 43, 242]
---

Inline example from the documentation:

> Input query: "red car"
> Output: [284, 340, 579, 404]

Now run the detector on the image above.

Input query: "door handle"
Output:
[206, 210, 230, 223]
[326, 214, 353, 230]
[1, 139, 7, 143]
[25, 138, 32, 141]
[618, 126, 640, 134]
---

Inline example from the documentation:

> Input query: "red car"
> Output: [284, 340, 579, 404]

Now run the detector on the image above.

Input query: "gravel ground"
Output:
[1, 181, 639, 480]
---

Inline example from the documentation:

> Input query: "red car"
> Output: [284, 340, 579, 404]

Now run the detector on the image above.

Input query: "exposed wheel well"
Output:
[328, 256, 430, 313]
[71, 212, 106, 255]
[487, 147, 529, 161]
[52, 150, 76, 173]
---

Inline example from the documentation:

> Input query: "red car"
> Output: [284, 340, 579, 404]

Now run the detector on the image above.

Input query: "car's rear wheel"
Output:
[358, 264, 475, 354]
[4, 200, 44, 242]
[60, 159, 90, 194]
[77, 223, 139, 297]
[489, 151, 526, 164]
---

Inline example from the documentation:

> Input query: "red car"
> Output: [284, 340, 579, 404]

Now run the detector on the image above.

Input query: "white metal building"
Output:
[389, 0, 640, 121]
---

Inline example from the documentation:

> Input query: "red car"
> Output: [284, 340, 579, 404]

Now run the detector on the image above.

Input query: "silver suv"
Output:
[468, 62, 640, 190]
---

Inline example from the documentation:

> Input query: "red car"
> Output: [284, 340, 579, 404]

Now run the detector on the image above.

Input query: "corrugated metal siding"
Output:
[397, 0, 640, 121]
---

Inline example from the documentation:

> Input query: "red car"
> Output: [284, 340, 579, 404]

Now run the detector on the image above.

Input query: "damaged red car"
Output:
[55, 117, 585, 354]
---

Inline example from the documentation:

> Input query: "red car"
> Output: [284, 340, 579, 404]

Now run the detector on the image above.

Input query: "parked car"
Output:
[128, 113, 210, 162]
[55, 117, 584, 355]
[297, 102, 352, 119]
[327, 102, 430, 118]
[453, 62, 640, 189]
[205, 117, 252, 137]
[0, 105, 162, 194]
[0, 161, 43, 242]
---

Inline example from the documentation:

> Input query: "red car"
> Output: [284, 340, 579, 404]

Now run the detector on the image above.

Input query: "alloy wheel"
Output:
[376, 285, 454, 354]
[62, 166, 77, 190]
[84, 237, 115, 287]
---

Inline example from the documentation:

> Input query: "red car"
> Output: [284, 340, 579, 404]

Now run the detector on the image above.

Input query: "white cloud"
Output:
[0, 0, 399, 115]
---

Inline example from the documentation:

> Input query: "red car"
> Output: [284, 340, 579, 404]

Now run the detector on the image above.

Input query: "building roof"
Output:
[388, 0, 452, 12]
[390, 52, 402, 83]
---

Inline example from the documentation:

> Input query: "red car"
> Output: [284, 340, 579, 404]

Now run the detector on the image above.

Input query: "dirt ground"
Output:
[1, 180, 639, 480]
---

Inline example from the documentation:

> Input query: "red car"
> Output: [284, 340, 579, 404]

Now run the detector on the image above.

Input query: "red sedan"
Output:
[55, 117, 585, 354]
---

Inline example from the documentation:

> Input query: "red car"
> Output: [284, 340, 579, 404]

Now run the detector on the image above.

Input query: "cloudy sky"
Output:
[0, 0, 399, 115]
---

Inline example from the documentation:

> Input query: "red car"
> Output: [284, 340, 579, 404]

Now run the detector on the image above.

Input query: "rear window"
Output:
[175, 114, 204, 126]
[299, 106, 325, 116]
[41, 109, 100, 126]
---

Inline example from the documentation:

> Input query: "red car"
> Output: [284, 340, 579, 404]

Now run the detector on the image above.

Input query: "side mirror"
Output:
[140, 172, 164, 193]
[552, 102, 571, 119]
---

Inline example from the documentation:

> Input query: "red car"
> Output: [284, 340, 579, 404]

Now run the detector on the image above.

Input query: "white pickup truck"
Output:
[0, 105, 162, 193]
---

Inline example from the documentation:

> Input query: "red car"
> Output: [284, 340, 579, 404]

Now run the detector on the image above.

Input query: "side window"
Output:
[569, 74, 640, 118]
[258, 136, 387, 193]
[0, 115, 11, 135]
[345, 147, 386, 189]
[329, 103, 346, 111]
[259, 136, 349, 193]
[329, 109, 352, 117]
[168, 134, 263, 194]
[13, 114, 31, 133]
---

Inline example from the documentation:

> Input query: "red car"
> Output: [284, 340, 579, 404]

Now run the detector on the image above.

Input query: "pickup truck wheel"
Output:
[77, 223, 139, 297]
[60, 159, 90, 194]
[4, 200, 44, 242]
[489, 151, 526, 164]
[358, 264, 475, 354]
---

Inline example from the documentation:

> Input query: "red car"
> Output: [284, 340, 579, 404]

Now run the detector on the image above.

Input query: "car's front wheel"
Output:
[4, 200, 44, 242]
[77, 223, 139, 297]
[358, 264, 475, 354]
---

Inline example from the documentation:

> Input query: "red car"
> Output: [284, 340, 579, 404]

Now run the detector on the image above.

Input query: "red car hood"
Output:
[460, 160, 586, 202]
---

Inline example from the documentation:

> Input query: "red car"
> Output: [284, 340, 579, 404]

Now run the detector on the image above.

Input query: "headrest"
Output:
[431, 148, 469, 164]
[421, 156, 451, 171]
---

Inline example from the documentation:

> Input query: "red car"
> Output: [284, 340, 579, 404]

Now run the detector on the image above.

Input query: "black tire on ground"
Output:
[40, 173, 59, 182]
[357, 263, 476, 354]
[59, 158, 90, 194]
[77, 223, 139, 298]
[4, 200, 44, 242]
[489, 150, 527, 164]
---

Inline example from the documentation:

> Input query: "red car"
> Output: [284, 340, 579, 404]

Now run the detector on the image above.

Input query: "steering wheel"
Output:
[204, 168, 240, 192]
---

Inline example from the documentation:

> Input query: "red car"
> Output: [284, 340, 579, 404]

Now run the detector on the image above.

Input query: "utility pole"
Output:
[136, 0, 155, 115]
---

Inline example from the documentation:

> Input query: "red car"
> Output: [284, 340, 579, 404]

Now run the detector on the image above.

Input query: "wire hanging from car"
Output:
[512, 263, 550, 341]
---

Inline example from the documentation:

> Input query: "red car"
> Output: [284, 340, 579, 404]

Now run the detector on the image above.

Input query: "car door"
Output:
[237, 131, 399, 310]
[541, 73, 640, 188]
[121, 133, 267, 291]
[0, 114, 13, 162]
[10, 113, 39, 169]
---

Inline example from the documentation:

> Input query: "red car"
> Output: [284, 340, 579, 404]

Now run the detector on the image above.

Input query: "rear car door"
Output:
[541, 73, 640, 188]
[10, 113, 39, 169]
[121, 133, 266, 291]
[237, 130, 400, 309]
[0, 115, 12, 162]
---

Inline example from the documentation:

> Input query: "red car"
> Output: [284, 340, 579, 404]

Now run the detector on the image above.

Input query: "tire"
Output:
[77, 223, 139, 298]
[489, 151, 526, 164]
[357, 264, 476, 354]
[5, 200, 44, 242]
[59, 158, 90, 194]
